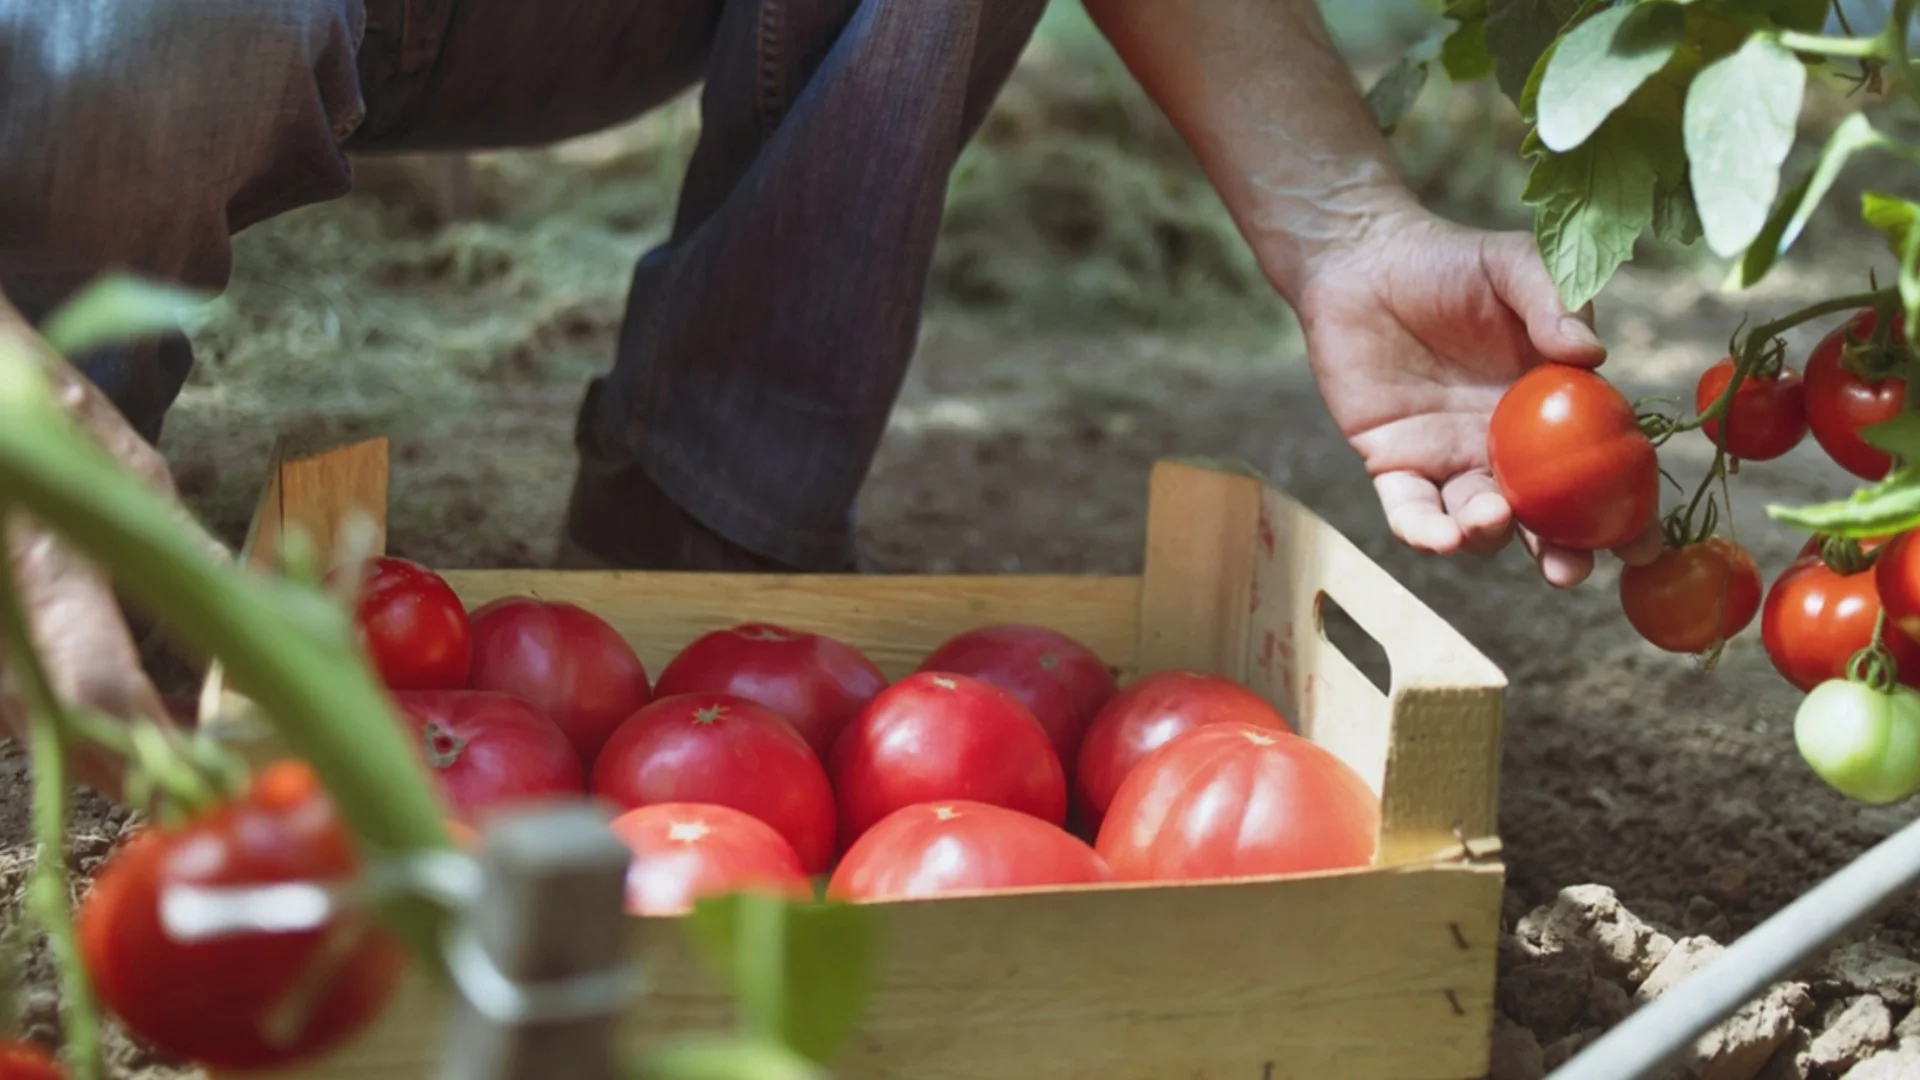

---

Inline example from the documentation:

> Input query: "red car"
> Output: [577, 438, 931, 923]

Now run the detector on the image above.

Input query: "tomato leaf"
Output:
[1732, 171, 1813, 288]
[1731, 115, 1880, 288]
[1487, 0, 1591, 104]
[1863, 192, 1919, 258]
[1654, 179, 1705, 245]
[1367, 33, 1442, 134]
[637, 1037, 827, 1080]
[1538, 3, 1686, 152]
[685, 894, 877, 1065]
[1684, 34, 1806, 257]
[1524, 118, 1659, 311]
[1863, 414, 1920, 460]
[1768, 467, 1920, 538]
[1443, 19, 1497, 82]
[39, 273, 211, 359]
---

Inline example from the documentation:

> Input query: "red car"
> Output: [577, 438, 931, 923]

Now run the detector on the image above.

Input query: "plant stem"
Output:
[1776, 29, 1890, 59]
[0, 342, 452, 961]
[1673, 289, 1897, 437]
[0, 528, 101, 1080]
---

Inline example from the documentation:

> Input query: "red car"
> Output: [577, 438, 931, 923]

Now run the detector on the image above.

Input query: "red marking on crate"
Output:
[1258, 508, 1276, 559]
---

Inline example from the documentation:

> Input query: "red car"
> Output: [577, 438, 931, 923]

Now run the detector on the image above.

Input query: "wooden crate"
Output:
[207, 439, 1508, 1080]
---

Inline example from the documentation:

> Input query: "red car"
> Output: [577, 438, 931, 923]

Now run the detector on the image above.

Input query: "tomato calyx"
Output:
[1816, 534, 1880, 577]
[1839, 302, 1910, 382]
[419, 722, 468, 769]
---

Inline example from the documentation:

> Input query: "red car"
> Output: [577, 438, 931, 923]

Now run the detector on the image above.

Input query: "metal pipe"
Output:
[1548, 811, 1920, 1080]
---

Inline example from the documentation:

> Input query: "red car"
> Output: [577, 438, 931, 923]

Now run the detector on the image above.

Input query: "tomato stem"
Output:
[1848, 611, 1901, 693]
[0, 532, 103, 1080]
[1676, 289, 1896, 439]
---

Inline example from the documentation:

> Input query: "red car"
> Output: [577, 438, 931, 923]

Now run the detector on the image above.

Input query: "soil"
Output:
[2, 6, 1918, 1078]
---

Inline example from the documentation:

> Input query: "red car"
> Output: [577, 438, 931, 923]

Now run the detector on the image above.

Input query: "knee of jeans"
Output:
[0, 0, 367, 292]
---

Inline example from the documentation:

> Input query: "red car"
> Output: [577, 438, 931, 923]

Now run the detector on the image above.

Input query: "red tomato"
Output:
[1618, 537, 1763, 654]
[349, 556, 471, 691]
[829, 801, 1110, 902]
[1695, 358, 1807, 461]
[1073, 670, 1290, 832]
[77, 761, 404, 1071]
[1763, 554, 1920, 692]
[652, 623, 886, 760]
[1487, 364, 1660, 551]
[466, 596, 652, 764]
[0, 1042, 63, 1080]
[1095, 723, 1379, 882]
[830, 672, 1066, 850]
[608, 802, 813, 916]
[1874, 531, 1920, 642]
[392, 690, 584, 822]
[915, 625, 1118, 773]
[592, 693, 837, 874]
[1804, 310, 1908, 480]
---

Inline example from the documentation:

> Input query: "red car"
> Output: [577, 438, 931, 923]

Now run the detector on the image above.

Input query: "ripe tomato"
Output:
[1804, 309, 1908, 480]
[652, 623, 886, 761]
[828, 801, 1110, 903]
[1762, 555, 1920, 692]
[607, 802, 813, 917]
[0, 1042, 62, 1080]
[349, 556, 471, 691]
[1874, 531, 1920, 642]
[1794, 678, 1920, 804]
[1095, 723, 1379, 882]
[466, 596, 652, 763]
[915, 625, 1118, 774]
[392, 690, 584, 822]
[1487, 364, 1660, 551]
[1073, 670, 1290, 832]
[77, 761, 404, 1071]
[1618, 537, 1763, 654]
[830, 672, 1066, 850]
[1694, 358, 1807, 461]
[592, 693, 837, 874]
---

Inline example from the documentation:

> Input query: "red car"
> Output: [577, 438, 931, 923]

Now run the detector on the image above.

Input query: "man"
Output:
[0, 0, 1660, 756]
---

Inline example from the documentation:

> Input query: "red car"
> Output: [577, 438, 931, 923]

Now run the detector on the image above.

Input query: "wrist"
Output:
[1252, 179, 1426, 304]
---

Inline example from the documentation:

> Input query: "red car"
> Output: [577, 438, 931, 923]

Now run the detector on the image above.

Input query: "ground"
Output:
[2, 4, 1918, 1077]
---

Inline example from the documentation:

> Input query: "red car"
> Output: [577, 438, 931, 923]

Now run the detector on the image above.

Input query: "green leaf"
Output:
[1367, 52, 1434, 134]
[1487, 0, 1589, 104]
[39, 273, 211, 359]
[1768, 467, 1920, 538]
[1756, 0, 1832, 33]
[685, 895, 877, 1065]
[1863, 192, 1919, 258]
[1538, 3, 1686, 152]
[1443, 19, 1496, 81]
[1731, 114, 1881, 289]
[638, 1037, 827, 1080]
[1524, 118, 1660, 311]
[1863, 414, 1920, 460]
[1899, 204, 1920, 341]
[1654, 180, 1705, 245]
[1683, 34, 1806, 257]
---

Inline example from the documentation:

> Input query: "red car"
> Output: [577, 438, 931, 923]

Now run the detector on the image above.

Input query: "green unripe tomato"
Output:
[1794, 679, 1920, 804]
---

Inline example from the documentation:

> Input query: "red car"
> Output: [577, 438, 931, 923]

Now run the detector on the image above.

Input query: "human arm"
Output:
[1082, 0, 1662, 586]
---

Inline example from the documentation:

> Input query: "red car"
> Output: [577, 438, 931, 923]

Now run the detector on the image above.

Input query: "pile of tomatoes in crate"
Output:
[1489, 308, 1920, 805]
[354, 557, 1383, 914]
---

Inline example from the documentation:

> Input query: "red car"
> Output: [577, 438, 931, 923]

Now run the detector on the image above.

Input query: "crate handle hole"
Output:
[1315, 592, 1391, 696]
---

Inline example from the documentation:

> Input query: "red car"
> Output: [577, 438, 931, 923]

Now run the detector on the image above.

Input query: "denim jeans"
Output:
[0, 0, 1047, 568]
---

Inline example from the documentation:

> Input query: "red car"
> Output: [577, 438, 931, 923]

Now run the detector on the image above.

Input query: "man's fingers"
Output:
[1517, 526, 1596, 588]
[1480, 232, 1607, 368]
[1376, 472, 1464, 555]
[1612, 518, 1667, 567]
[1439, 471, 1513, 556]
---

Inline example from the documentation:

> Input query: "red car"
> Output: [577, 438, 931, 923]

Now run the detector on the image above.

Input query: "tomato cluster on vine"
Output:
[1491, 306, 1920, 807]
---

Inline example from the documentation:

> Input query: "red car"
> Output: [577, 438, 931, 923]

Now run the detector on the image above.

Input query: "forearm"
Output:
[1082, 0, 1417, 298]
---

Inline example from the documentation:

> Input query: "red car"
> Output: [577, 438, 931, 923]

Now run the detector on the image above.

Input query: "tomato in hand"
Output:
[1694, 358, 1807, 462]
[1804, 309, 1907, 480]
[828, 801, 1110, 903]
[608, 802, 813, 917]
[1794, 678, 1920, 804]
[392, 690, 583, 822]
[831, 672, 1066, 850]
[1762, 553, 1920, 692]
[466, 596, 652, 763]
[1618, 537, 1763, 654]
[349, 556, 471, 691]
[1073, 670, 1290, 832]
[0, 1042, 63, 1080]
[1487, 364, 1660, 551]
[916, 625, 1117, 774]
[652, 623, 886, 761]
[1095, 723, 1379, 882]
[1873, 531, 1920, 642]
[592, 693, 837, 874]
[77, 761, 404, 1071]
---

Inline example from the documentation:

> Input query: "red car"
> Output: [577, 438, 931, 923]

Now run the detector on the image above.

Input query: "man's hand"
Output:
[1293, 207, 1661, 587]
[0, 289, 224, 794]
